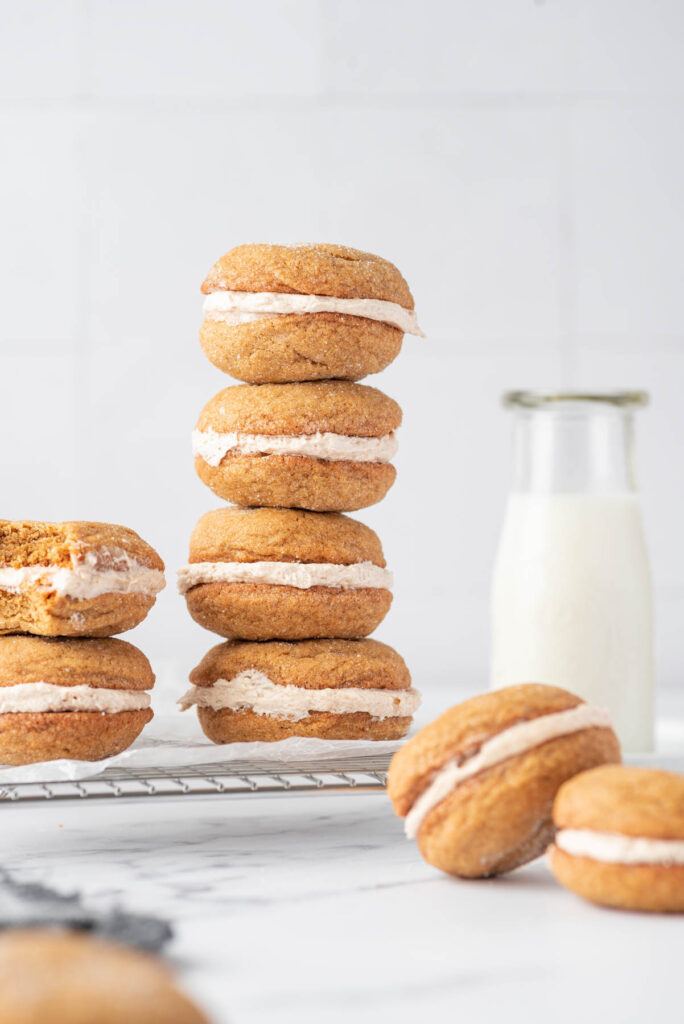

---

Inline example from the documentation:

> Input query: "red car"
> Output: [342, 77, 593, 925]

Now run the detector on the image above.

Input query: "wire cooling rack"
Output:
[0, 754, 392, 804]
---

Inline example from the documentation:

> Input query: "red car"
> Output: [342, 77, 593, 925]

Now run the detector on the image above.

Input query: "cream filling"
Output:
[404, 704, 614, 839]
[0, 548, 166, 600]
[177, 560, 392, 595]
[203, 290, 425, 337]
[555, 829, 684, 866]
[178, 669, 420, 721]
[0, 682, 151, 714]
[192, 429, 398, 467]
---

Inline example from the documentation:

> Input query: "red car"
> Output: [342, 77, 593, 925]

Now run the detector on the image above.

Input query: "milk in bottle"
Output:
[491, 392, 653, 752]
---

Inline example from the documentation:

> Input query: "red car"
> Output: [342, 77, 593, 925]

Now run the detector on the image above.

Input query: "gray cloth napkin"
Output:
[0, 869, 172, 951]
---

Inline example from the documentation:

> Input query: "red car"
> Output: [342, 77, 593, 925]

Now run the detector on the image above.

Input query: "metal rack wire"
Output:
[0, 754, 392, 804]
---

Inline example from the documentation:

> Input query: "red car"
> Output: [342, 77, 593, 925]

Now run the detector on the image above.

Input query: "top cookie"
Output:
[0, 520, 163, 571]
[0, 520, 165, 638]
[387, 683, 620, 879]
[199, 244, 421, 384]
[202, 243, 414, 306]
[388, 683, 593, 817]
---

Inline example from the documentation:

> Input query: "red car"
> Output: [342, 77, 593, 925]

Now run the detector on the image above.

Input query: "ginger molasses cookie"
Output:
[180, 638, 420, 743]
[387, 684, 620, 878]
[200, 242, 424, 383]
[0, 930, 211, 1024]
[193, 381, 402, 512]
[0, 636, 155, 764]
[177, 507, 392, 641]
[550, 765, 684, 912]
[0, 521, 165, 637]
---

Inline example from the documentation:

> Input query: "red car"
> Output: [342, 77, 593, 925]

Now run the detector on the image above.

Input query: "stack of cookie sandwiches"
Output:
[178, 243, 423, 743]
[0, 520, 165, 764]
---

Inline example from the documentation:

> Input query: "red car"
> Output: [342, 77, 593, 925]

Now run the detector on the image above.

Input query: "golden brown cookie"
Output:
[0, 521, 165, 637]
[180, 638, 419, 743]
[0, 930, 210, 1024]
[199, 243, 422, 383]
[549, 765, 684, 912]
[177, 507, 392, 641]
[0, 635, 154, 764]
[387, 684, 621, 878]
[193, 381, 401, 512]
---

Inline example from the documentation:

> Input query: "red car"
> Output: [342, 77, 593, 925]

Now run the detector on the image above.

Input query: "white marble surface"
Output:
[3, 685, 683, 1024]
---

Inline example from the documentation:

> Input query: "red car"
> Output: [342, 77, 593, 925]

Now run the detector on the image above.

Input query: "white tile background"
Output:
[1, 0, 683, 704]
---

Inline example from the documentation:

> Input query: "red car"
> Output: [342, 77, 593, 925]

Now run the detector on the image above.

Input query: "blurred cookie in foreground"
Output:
[193, 381, 401, 512]
[550, 765, 684, 913]
[0, 636, 154, 765]
[0, 520, 165, 637]
[0, 929, 211, 1024]
[200, 242, 423, 383]
[178, 508, 393, 641]
[387, 684, 620, 878]
[180, 638, 420, 743]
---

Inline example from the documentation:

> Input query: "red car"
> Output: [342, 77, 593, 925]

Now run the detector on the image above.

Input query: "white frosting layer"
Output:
[404, 704, 614, 839]
[0, 683, 151, 714]
[203, 290, 425, 337]
[192, 429, 398, 467]
[178, 670, 420, 721]
[555, 829, 684, 866]
[0, 548, 166, 600]
[177, 560, 392, 595]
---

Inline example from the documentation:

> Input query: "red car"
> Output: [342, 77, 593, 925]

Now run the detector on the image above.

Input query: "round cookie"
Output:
[193, 381, 401, 512]
[180, 638, 420, 743]
[0, 520, 165, 637]
[0, 930, 210, 1024]
[387, 684, 621, 878]
[177, 507, 393, 641]
[550, 765, 684, 912]
[0, 636, 154, 764]
[199, 243, 422, 383]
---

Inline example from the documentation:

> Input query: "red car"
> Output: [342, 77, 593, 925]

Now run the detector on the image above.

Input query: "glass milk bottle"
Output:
[491, 391, 654, 753]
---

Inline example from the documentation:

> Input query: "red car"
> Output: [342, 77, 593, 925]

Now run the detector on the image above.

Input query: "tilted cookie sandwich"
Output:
[179, 638, 420, 743]
[550, 765, 684, 913]
[199, 242, 424, 383]
[193, 380, 401, 512]
[0, 930, 211, 1024]
[387, 684, 620, 878]
[0, 520, 165, 637]
[178, 507, 392, 641]
[0, 636, 155, 764]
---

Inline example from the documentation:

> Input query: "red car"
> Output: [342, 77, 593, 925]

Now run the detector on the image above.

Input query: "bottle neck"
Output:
[510, 407, 637, 493]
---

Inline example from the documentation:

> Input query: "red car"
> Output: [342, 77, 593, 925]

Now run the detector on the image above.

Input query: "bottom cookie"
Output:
[550, 765, 684, 913]
[180, 638, 420, 743]
[198, 707, 412, 742]
[0, 635, 155, 765]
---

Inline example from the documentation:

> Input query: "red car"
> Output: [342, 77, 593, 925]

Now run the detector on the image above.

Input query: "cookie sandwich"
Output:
[178, 507, 393, 641]
[199, 242, 423, 383]
[0, 520, 165, 637]
[193, 381, 401, 512]
[387, 684, 620, 878]
[550, 765, 684, 912]
[180, 638, 420, 743]
[0, 636, 154, 764]
[0, 930, 211, 1024]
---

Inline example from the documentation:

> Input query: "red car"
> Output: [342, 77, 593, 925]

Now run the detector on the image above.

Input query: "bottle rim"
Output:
[503, 390, 649, 410]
